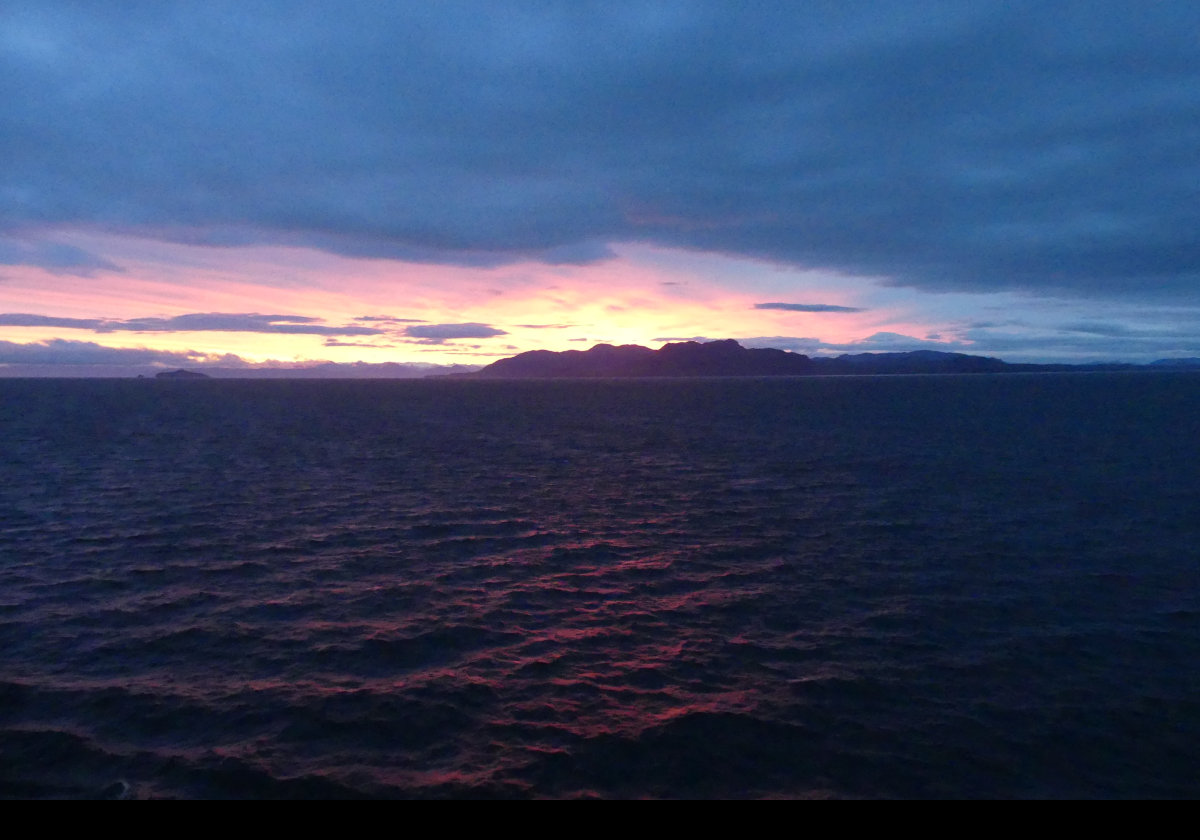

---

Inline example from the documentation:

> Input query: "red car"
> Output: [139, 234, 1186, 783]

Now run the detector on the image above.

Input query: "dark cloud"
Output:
[1057, 321, 1132, 336]
[0, 238, 121, 275]
[0, 314, 104, 329]
[540, 241, 617, 265]
[403, 323, 508, 344]
[754, 302, 865, 313]
[0, 311, 383, 335]
[957, 328, 1200, 363]
[0, 338, 242, 366]
[2, 3, 1199, 298]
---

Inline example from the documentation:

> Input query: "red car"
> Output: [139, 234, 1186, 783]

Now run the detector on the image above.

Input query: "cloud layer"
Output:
[0, 312, 383, 335]
[404, 323, 509, 344]
[754, 303, 865, 313]
[0, 338, 238, 367]
[3, 2, 1198, 300]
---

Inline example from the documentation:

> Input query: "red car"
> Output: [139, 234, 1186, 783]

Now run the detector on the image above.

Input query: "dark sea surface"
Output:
[2, 373, 1199, 798]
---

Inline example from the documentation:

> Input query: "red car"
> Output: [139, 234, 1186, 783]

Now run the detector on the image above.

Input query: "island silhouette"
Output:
[458, 339, 1184, 378]
[155, 369, 211, 379]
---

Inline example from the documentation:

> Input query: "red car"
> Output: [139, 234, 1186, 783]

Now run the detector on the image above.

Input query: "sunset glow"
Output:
[0, 232, 963, 370]
[5, 2, 1200, 802]
[3, 3, 1199, 373]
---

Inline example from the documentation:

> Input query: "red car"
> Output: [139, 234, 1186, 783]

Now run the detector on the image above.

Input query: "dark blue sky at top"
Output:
[2, 1, 1199, 303]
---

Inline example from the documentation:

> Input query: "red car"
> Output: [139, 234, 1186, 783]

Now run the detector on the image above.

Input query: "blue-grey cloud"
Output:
[0, 314, 104, 329]
[403, 323, 509, 344]
[2, 3, 1199, 298]
[0, 311, 383, 335]
[1057, 321, 1132, 337]
[0, 338, 242, 366]
[754, 302, 865, 313]
[0, 238, 121, 275]
[540, 241, 617, 265]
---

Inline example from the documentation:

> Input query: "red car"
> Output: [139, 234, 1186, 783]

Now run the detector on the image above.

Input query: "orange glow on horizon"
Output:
[0, 233, 959, 367]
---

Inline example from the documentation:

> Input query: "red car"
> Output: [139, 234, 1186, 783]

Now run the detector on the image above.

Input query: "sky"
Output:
[3, 1, 1200, 374]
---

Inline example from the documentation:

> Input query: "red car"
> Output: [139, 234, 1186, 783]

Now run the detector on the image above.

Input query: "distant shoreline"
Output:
[2, 339, 1199, 380]
[452, 339, 1200, 380]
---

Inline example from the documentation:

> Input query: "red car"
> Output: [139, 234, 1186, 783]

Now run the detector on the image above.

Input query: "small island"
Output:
[154, 369, 211, 379]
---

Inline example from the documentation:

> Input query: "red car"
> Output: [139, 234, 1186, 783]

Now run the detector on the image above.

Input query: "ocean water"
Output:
[1, 373, 1198, 798]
